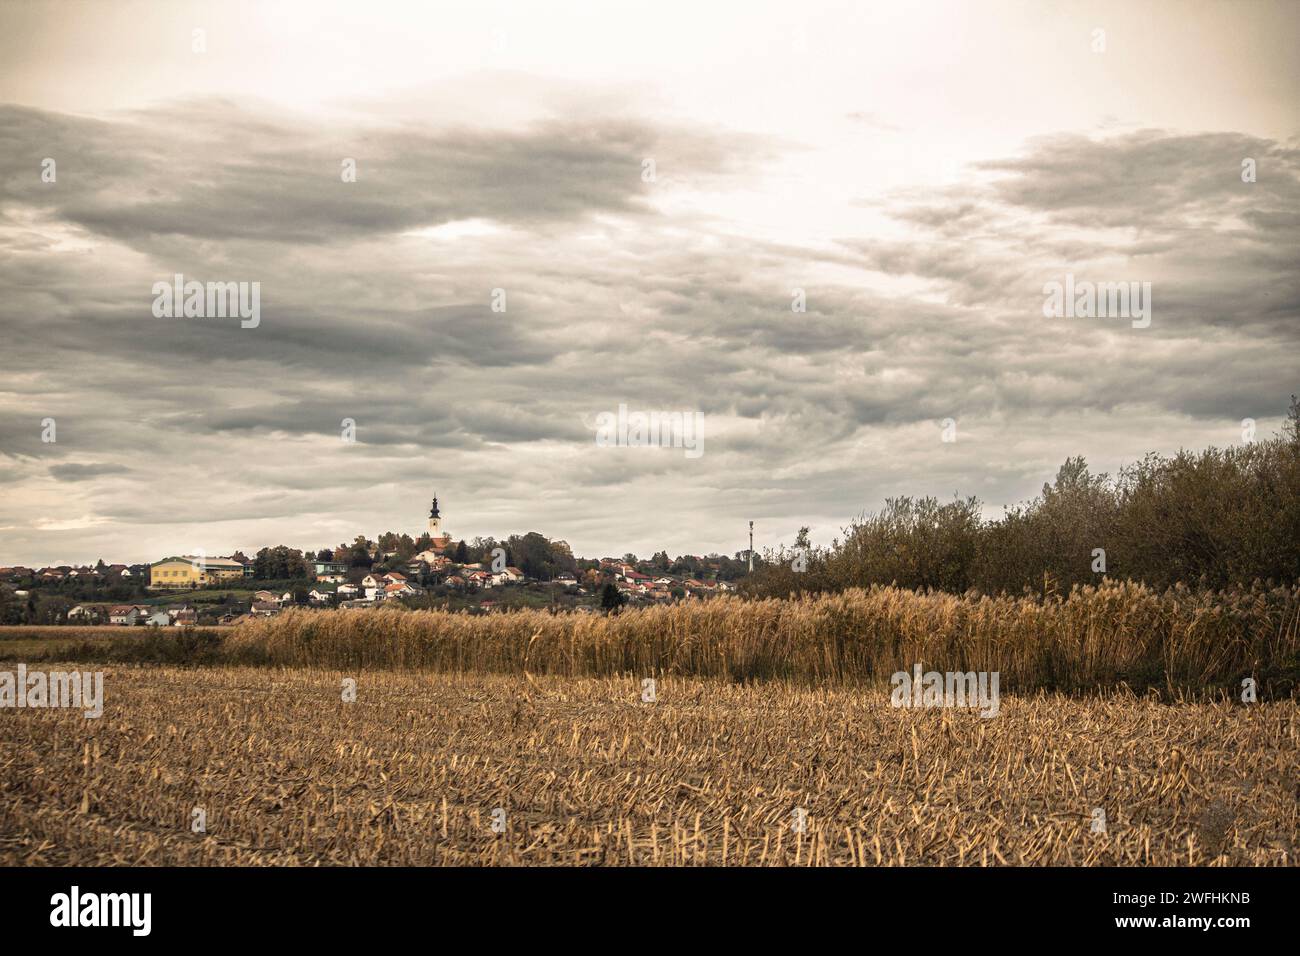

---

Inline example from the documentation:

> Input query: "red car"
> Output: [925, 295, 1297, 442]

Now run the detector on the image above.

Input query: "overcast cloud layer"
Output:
[0, 0, 1297, 565]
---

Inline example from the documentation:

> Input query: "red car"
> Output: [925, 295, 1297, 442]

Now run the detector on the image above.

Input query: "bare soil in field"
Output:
[0, 666, 1294, 866]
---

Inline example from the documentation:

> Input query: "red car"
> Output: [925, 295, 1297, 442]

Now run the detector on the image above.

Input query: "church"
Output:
[415, 494, 453, 559]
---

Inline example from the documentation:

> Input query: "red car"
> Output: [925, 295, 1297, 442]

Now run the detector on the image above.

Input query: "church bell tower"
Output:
[428, 494, 442, 537]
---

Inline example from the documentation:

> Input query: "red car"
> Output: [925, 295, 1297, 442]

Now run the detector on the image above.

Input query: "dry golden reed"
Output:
[229, 581, 1300, 693]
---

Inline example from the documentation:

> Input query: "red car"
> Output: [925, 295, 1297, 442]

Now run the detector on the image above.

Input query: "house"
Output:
[316, 572, 347, 584]
[250, 601, 281, 616]
[382, 571, 407, 584]
[313, 560, 348, 576]
[150, 555, 246, 589]
[555, 573, 577, 586]
[172, 608, 198, 626]
[67, 604, 103, 623]
[252, 590, 280, 604]
[145, 610, 171, 627]
[109, 604, 147, 626]
[384, 582, 412, 597]
[361, 574, 381, 589]
[308, 588, 334, 604]
[336, 583, 360, 598]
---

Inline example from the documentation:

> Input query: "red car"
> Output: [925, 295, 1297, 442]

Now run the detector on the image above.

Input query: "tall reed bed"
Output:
[227, 581, 1300, 693]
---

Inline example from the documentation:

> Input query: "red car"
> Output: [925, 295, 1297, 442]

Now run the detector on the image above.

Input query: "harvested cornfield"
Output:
[228, 582, 1300, 693]
[0, 667, 1294, 866]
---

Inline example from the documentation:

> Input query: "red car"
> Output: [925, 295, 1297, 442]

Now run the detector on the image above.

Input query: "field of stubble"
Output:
[0, 666, 1295, 866]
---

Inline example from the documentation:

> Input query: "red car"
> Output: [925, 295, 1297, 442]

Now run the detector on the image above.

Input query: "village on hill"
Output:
[0, 495, 748, 626]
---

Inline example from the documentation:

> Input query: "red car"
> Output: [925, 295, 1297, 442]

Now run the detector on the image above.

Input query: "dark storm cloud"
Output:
[848, 129, 1300, 348]
[48, 462, 129, 481]
[0, 99, 746, 244]
[978, 130, 1300, 228]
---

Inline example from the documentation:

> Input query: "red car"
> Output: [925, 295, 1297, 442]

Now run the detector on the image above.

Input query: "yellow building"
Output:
[150, 556, 246, 589]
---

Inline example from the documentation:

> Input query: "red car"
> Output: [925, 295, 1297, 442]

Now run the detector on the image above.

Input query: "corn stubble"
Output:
[1, 668, 1294, 866]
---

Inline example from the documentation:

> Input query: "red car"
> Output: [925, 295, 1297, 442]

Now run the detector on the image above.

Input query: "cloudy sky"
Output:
[1, 0, 1297, 566]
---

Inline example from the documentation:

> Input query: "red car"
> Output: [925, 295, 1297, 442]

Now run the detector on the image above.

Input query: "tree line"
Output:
[745, 398, 1300, 598]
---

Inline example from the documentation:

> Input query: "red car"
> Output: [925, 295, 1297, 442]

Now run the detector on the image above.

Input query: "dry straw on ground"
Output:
[1, 668, 1293, 866]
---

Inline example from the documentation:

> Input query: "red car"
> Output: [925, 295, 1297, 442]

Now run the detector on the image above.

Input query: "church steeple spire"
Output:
[427, 493, 444, 539]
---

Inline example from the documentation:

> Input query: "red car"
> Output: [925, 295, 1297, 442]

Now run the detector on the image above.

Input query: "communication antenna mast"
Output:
[748, 520, 754, 572]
